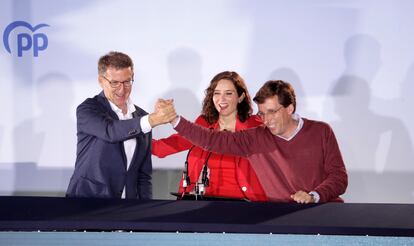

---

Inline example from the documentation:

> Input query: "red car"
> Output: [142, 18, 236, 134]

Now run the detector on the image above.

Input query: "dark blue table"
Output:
[1, 196, 413, 237]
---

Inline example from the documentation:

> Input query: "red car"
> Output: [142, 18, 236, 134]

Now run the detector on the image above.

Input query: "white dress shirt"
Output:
[108, 99, 151, 198]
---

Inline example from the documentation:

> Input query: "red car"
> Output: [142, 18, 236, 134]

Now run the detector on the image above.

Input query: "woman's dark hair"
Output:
[202, 71, 252, 124]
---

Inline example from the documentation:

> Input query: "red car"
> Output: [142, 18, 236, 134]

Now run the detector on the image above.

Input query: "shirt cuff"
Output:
[172, 116, 181, 128]
[309, 191, 320, 203]
[140, 115, 152, 134]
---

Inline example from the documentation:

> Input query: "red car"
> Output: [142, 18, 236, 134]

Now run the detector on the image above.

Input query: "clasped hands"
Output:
[148, 98, 177, 127]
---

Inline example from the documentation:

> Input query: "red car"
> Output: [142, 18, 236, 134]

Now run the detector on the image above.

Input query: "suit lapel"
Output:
[97, 92, 119, 120]
[128, 108, 144, 170]
[97, 92, 127, 168]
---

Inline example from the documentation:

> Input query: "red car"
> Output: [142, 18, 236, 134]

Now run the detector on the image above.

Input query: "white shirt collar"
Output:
[108, 98, 136, 117]
[277, 113, 303, 141]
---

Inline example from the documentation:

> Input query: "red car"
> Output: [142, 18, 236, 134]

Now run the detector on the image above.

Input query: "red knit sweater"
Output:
[174, 117, 348, 203]
[152, 115, 268, 201]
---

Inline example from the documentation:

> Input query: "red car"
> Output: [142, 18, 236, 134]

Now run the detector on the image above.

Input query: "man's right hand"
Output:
[148, 99, 177, 127]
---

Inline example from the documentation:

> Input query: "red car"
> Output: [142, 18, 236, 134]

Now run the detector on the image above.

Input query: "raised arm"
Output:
[152, 134, 193, 158]
[77, 98, 176, 143]
[173, 116, 259, 157]
[153, 116, 213, 158]
[77, 99, 144, 143]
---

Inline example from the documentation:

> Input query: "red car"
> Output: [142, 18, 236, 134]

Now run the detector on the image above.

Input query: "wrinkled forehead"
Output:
[104, 66, 133, 79]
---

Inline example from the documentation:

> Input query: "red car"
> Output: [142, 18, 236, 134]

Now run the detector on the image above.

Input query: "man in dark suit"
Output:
[66, 51, 176, 199]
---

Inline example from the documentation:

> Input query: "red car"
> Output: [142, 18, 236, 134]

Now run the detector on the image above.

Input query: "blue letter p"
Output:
[17, 33, 32, 57]
[33, 33, 48, 57]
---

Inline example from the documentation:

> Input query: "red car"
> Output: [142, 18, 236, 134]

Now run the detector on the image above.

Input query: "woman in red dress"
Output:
[152, 71, 267, 201]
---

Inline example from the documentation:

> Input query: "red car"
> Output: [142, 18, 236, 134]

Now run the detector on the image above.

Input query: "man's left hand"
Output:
[290, 190, 315, 204]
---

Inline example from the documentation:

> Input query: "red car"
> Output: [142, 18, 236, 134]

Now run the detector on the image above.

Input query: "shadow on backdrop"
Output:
[327, 34, 414, 203]
[268, 67, 318, 120]
[0, 126, 3, 153]
[397, 61, 414, 145]
[13, 73, 76, 196]
[151, 47, 203, 199]
[6, 0, 101, 196]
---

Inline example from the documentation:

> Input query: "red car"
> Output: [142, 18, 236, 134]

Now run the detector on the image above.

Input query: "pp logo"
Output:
[3, 21, 49, 57]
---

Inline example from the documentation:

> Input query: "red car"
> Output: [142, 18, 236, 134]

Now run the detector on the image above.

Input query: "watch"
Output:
[308, 191, 320, 203]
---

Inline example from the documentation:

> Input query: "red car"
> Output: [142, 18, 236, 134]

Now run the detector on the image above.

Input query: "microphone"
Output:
[182, 145, 195, 188]
[201, 152, 212, 187]
[198, 128, 227, 195]
[198, 153, 211, 195]
[197, 127, 214, 196]
[177, 145, 195, 200]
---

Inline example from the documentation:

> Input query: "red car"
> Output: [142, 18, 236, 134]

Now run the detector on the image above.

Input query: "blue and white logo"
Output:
[3, 21, 49, 57]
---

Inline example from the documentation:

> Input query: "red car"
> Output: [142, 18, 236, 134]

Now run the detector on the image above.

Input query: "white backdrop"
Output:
[1, 0, 413, 203]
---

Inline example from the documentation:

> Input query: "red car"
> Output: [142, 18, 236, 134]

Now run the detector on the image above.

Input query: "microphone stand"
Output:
[180, 145, 195, 200]
[180, 127, 213, 200]
[194, 126, 216, 200]
[196, 151, 212, 199]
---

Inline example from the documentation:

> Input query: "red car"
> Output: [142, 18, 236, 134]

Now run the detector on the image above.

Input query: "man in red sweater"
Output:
[170, 80, 348, 203]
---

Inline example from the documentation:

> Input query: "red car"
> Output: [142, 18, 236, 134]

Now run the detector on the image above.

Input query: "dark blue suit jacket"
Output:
[66, 92, 152, 199]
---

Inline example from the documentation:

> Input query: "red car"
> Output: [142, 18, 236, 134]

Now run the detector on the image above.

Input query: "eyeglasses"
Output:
[101, 75, 134, 88]
[257, 106, 284, 120]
